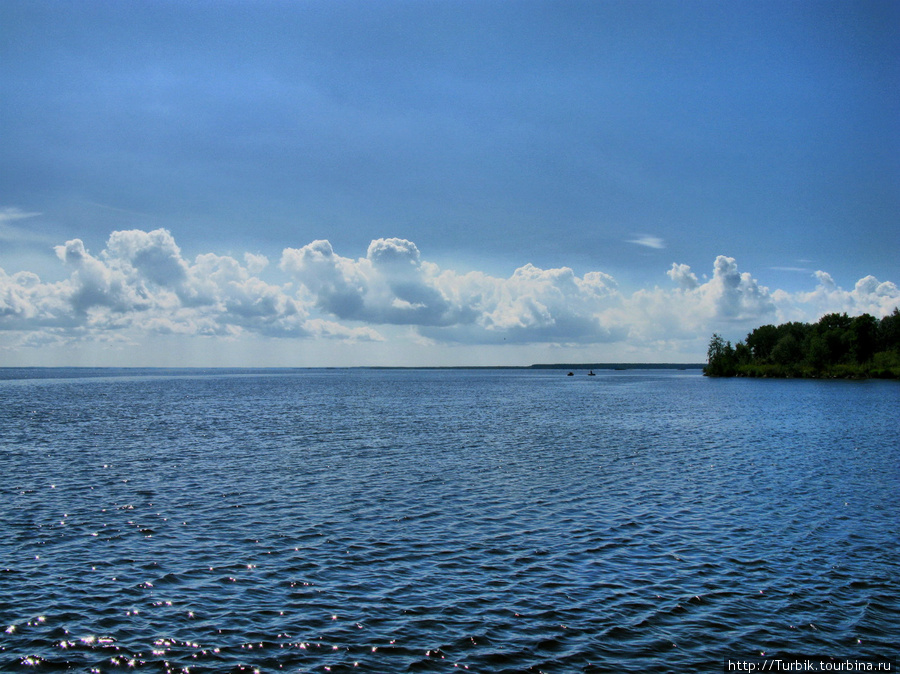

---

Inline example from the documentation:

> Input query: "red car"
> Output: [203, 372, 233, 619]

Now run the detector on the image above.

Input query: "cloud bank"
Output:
[2, 228, 898, 361]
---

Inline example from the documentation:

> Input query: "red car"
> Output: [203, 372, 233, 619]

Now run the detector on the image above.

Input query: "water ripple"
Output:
[1, 370, 898, 671]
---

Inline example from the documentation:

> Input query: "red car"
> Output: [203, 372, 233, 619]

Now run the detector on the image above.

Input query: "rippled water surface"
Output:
[1, 368, 898, 672]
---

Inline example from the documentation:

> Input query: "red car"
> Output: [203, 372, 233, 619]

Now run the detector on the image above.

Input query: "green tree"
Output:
[850, 313, 878, 363]
[734, 341, 752, 367]
[705, 333, 736, 376]
[813, 313, 852, 364]
[805, 334, 829, 372]
[878, 308, 900, 353]
[817, 312, 852, 332]
[745, 324, 779, 363]
[772, 334, 801, 366]
[707, 310, 898, 378]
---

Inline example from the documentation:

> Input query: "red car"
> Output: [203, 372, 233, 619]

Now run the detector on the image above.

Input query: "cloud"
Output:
[367, 237, 421, 268]
[783, 271, 900, 321]
[280, 238, 470, 327]
[706, 255, 776, 320]
[0, 207, 53, 245]
[4, 229, 311, 341]
[281, 238, 625, 344]
[103, 228, 189, 288]
[56, 237, 148, 316]
[770, 266, 812, 273]
[0, 207, 42, 223]
[0, 268, 73, 329]
[435, 263, 624, 345]
[628, 235, 666, 249]
[2, 229, 898, 359]
[666, 263, 699, 290]
[279, 239, 368, 320]
[626, 257, 778, 344]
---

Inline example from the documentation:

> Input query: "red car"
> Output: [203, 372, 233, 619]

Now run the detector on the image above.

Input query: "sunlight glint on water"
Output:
[0, 368, 898, 672]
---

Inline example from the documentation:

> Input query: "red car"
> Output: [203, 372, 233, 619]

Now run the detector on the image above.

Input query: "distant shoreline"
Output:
[528, 363, 704, 370]
[0, 363, 706, 380]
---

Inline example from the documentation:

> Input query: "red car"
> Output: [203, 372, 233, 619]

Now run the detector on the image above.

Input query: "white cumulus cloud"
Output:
[280, 238, 468, 327]
[782, 270, 900, 321]
[4, 229, 311, 343]
[2, 227, 898, 361]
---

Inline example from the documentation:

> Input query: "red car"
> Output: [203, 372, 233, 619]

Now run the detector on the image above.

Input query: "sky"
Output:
[1, 0, 898, 367]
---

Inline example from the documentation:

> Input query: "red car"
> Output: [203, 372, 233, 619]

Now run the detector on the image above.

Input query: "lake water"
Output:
[1, 368, 898, 672]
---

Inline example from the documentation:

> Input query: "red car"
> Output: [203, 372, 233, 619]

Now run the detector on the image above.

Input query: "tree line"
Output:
[705, 308, 900, 378]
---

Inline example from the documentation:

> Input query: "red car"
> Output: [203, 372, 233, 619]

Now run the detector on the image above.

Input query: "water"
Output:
[1, 368, 897, 672]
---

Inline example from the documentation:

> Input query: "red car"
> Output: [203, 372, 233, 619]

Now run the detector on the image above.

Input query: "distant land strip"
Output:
[529, 363, 705, 370]
[0, 364, 706, 381]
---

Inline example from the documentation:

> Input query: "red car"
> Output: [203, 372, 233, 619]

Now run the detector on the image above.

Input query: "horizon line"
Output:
[0, 363, 706, 372]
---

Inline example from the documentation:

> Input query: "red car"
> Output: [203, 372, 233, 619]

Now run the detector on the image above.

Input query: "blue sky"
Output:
[1, 0, 898, 366]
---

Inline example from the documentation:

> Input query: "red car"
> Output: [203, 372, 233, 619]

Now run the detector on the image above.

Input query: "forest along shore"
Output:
[705, 309, 900, 379]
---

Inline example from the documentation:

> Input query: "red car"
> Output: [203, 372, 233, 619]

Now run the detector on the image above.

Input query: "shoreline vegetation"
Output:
[705, 308, 900, 379]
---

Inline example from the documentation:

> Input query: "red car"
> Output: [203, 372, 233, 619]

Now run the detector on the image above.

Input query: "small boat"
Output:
[588, 370, 596, 376]
[567, 371, 574, 376]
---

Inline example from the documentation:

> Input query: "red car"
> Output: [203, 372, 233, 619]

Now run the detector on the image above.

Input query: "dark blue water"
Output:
[1, 369, 898, 672]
